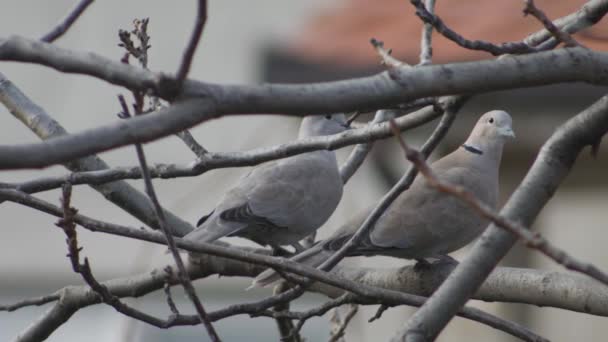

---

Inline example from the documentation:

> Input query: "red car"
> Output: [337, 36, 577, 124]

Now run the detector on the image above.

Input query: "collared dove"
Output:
[253, 110, 515, 287]
[184, 114, 349, 252]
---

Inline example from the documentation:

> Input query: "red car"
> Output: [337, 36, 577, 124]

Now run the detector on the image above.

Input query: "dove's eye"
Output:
[325, 115, 332, 120]
[489, 118, 494, 124]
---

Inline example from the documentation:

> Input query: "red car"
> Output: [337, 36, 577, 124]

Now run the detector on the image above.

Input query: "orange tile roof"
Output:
[288, 0, 608, 67]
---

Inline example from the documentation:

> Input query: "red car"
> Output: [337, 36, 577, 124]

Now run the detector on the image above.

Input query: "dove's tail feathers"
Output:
[250, 245, 331, 289]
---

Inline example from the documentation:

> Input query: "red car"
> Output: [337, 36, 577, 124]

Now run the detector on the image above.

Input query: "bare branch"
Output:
[370, 38, 410, 69]
[0, 42, 606, 172]
[524, 0, 608, 47]
[418, 0, 436, 65]
[271, 282, 302, 342]
[0, 293, 60, 312]
[409, 0, 540, 55]
[396, 94, 608, 341]
[368, 304, 390, 323]
[523, 0, 583, 48]
[54, 183, 195, 332]
[176, 129, 208, 157]
[40, 0, 94, 43]
[121, 97, 220, 341]
[175, 0, 207, 85]
[328, 304, 358, 342]
[3, 34, 608, 111]
[117, 20, 208, 157]
[163, 267, 180, 316]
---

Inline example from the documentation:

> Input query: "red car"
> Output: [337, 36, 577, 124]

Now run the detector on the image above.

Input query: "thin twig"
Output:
[288, 294, 355, 337]
[339, 109, 394, 183]
[255, 294, 354, 323]
[56, 183, 189, 329]
[176, 0, 208, 85]
[40, 0, 94, 43]
[119, 96, 221, 341]
[368, 304, 390, 323]
[0, 293, 60, 311]
[118, 18, 151, 68]
[118, 20, 208, 157]
[163, 266, 180, 315]
[523, 0, 583, 48]
[272, 282, 301, 342]
[409, 0, 541, 55]
[388, 120, 608, 287]
[176, 130, 208, 157]
[328, 304, 358, 342]
[370, 38, 410, 69]
[418, 0, 436, 65]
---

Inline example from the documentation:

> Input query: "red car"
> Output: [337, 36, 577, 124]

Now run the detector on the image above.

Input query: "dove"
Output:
[253, 110, 515, 287]
[184, 114, 349, 252]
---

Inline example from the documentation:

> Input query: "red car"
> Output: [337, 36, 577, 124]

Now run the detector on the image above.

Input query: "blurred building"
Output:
[0, 1, 607, 341]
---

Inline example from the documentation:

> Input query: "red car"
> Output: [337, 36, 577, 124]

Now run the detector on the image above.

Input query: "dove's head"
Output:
[463, 110, 514, 158]
[469, 110, 515, 142]
[299, 113, 350, 138]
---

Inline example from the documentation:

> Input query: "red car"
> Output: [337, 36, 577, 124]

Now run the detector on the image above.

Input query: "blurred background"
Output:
[1, 0, 607, 341]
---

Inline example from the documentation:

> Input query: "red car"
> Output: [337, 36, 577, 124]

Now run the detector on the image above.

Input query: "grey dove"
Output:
[253, 110, 515, 287]
[185, 114, 349, 252]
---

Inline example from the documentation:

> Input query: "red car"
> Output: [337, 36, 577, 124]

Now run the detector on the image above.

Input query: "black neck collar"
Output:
[462, 144, 483, 155]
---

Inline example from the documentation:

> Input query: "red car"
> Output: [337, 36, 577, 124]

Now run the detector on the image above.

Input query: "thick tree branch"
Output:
[0, 41, 607, 171]
[0, 188, 555, 341]
[0, 35, 606, 108]
[397, 94, 608, 341]
[7, 255, 606, 340]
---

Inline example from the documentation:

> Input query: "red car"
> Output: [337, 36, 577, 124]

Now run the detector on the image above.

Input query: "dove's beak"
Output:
[500, 127, 516, 139]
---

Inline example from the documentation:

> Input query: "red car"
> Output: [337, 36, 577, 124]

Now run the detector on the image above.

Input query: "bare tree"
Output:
[1, 0, 608, 341]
